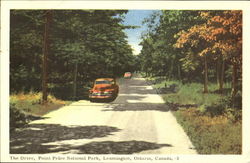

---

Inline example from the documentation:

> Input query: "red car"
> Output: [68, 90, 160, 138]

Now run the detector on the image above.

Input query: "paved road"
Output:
[10, 75, 197, 154]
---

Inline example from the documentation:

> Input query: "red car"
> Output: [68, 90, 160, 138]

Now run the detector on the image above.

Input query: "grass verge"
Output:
[10, 92, 72, 116]
[173, 108, 242, 154]
[146, 76, 242, 154]
[10, 92, 72, 130]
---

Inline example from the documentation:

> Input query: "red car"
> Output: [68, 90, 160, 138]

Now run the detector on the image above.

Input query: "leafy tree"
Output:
[10, 10, 45, 92]
[175, 10, 242, 97]
[10, 10, 136, 100]
[139, 9, 242, 104]
[139, 10, 204, 81]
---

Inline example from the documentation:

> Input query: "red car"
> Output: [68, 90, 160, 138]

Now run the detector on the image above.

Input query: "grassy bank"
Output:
[10, 92, 72, 130]
[173, 109, 241, 154]
[146, 76, 242, 154]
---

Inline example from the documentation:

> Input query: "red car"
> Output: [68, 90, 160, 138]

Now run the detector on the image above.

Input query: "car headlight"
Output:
[104, 91, 113, 94]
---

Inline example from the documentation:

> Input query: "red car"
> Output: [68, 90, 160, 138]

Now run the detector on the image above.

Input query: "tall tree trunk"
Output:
[42, 10, 52, 104]
[231, 63, 238, 104]
[177, 63, 181, 81]
[73, 62, 78, 100]
[204, 55, 208, 93]
[216, 57, 220, 87]
[219, 59, 225, 93]
[169, 59, 174, 79]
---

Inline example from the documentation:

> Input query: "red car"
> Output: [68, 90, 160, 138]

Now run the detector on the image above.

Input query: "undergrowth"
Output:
[10, 92, 71, 130]
[173, 109, 242, 154]
[147, 76, 242, 154]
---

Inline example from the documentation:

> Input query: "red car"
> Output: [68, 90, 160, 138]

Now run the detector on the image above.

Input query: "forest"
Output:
[10, 10, 137, 100]
[139, 10, 242, 107]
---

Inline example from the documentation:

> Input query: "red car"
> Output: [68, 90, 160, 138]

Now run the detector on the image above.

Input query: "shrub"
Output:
[204, 94, 242, 122]
[10, 104, 28, 130]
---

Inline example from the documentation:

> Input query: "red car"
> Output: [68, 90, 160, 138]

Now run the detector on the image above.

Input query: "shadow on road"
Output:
[101, 93, 170, 112]
[102, 103, 170, 112]
[67, 140, 172, 154]
[10, 124, 120, 154]
[121, 78, 158, 95]
[10, 123, 172, 154]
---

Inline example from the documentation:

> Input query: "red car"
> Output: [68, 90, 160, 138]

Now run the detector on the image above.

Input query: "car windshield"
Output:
[95, 80, 113, 84]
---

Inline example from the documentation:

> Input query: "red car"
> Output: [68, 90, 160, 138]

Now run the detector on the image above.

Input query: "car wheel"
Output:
[110, 94, 116, 101]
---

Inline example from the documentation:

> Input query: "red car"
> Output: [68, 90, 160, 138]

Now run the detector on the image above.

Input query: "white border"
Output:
[1, 1, 250, 163]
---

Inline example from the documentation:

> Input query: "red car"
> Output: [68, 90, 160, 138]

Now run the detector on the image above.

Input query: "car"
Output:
[89, 78, 119, 101]
[124, 72, 132, 79]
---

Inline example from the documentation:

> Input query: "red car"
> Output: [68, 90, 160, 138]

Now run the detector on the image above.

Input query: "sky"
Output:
[122, 10, 156, 55]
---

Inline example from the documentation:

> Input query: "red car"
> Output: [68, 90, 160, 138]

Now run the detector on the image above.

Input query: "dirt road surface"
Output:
[10, 75, 197, 154]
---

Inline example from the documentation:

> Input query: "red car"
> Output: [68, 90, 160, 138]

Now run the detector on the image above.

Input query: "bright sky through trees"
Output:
[123, 10, 156, 55]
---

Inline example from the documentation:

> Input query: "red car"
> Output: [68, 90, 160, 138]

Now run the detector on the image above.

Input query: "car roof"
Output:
[95, 78, 114, 81]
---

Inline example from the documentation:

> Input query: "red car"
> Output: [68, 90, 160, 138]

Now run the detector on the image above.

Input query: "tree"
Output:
[10, 10, 136, 100]
[204, 11, 242, 98]
[174, 10, 242, 97]
[139, 10, 204, 81]
[174, 23, 214, 93]
[10, 10, 44, 92]
[42, 10, 52, 103]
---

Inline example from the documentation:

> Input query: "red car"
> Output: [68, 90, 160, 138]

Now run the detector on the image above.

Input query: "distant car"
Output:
[89, 78, 119, 101]
[124, 72, 132, 79]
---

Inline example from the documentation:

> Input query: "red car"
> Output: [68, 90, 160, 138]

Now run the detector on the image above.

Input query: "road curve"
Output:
[10, 75, 197, 154]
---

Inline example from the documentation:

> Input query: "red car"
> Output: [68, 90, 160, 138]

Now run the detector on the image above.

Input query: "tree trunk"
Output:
[167, 60, 172, 79]
[219, 59, 225, 93]
[216, 58, 220, 87]
[231, 63, 238, 103]
[42, 10, 52, 104]
[73, 62, 78, 100]
[204, 55, 208, 93]
[178, 63, 181, 81]
[169, 59, 174, 79]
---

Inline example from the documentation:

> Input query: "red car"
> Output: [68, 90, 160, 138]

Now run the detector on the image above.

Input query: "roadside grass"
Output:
[163, 83, 221, 106]
[149, 77, 227, 106]
[10, 92, 72, 130]
[172, 109, 242, 154]
[147, 76, 242, 154]
[10, 92, 71, 116]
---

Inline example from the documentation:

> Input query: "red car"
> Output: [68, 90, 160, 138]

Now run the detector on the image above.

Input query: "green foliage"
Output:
[139, 10, 204, 80]
[139, 10, 241, 97]
[10, 10, 137, 97]
[148, 76, 242, 154]
[10, 92, 67, 115]
[149, 76, 242, 122]
[10, 105, 28, 130]
[173, 109, 242, 154]
[150, 78, 222, 106]
[10, 92, 71, 131]
[203, 94, 242, 122]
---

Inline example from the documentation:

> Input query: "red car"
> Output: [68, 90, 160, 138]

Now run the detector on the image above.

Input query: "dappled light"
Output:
[51, 141, 171, 154]
[10, 75, 196, 154]
[10, 123, 173, 154]
[102, 103, 170, 112]
[10, 124, 120, 154]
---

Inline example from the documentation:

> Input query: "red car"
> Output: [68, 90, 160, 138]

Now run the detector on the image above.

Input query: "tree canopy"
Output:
[10, 10, 137, 99]
[139, 10, 242, 98]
